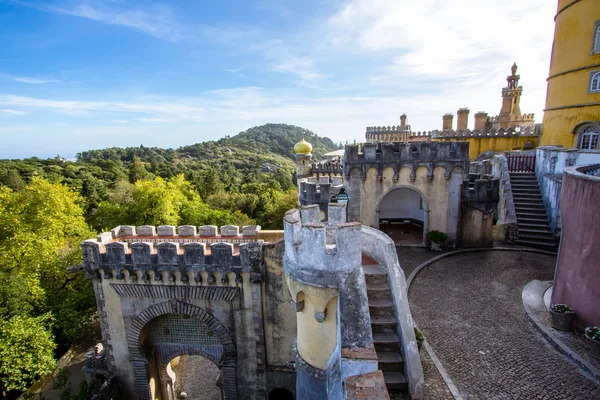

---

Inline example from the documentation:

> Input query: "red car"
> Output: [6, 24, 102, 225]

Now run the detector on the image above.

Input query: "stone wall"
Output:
[535, 147, 600, 234]
[343, 142, 468, 243]
[74, 224, 278, 400]
[490, 155, 517, 242]
[552, 164, 600, 328]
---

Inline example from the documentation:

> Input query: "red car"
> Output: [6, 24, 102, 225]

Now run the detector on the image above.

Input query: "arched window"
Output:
[590, 71, 600, 92]
[578, 126, 600, 150]
[594, 21, 600, 54]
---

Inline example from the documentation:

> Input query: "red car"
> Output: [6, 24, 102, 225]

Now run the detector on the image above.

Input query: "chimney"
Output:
[474, 111, 488, 130]
[457, 108, 469, 130]
[400, 114, 407, 128]
[442, 113, 454, 131]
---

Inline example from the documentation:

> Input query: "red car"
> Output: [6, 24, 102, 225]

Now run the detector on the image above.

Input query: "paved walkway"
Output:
[407, 250, 600, 399]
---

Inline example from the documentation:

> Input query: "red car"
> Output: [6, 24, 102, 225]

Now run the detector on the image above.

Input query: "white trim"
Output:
[590, 70, 600, 93]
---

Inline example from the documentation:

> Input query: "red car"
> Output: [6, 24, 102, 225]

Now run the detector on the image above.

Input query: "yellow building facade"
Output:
[541, 0, 600, 149]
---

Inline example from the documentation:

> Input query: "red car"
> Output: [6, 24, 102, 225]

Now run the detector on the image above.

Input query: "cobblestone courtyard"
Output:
[406, 250, 600, 399]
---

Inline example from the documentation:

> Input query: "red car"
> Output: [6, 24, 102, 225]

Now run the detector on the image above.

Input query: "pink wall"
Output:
[552, 165, 600, 329]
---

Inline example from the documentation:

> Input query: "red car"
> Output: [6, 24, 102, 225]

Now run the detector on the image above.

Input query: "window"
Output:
[593, 21, 600, 54]
[579, 126, 599, 150]
[590, 71, 600, 93]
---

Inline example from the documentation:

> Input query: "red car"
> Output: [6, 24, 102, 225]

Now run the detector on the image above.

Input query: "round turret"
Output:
[294, 138, 312, 155]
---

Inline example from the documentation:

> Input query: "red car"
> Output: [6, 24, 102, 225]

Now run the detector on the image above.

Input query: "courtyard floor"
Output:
[401, 249, 600, 399]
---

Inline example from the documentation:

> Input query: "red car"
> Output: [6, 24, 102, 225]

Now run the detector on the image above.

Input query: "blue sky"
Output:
[0, 0, 556, 159]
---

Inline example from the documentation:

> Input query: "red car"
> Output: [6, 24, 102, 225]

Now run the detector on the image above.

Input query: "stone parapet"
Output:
[100, 224, 261, 242]
[310, 160, 343, 176]
[283, 207, 361, 286]
[77, 225, 264, 284]
[462, 176, 500, 214]
[343, 141, 470, 181]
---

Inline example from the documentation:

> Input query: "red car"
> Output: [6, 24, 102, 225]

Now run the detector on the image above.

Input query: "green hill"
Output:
[0, 123, 340, 222]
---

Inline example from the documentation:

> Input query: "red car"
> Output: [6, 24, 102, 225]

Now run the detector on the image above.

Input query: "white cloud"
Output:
[111, 119, 129, 124]
[13, 76, 60, 84]
[0, 109, 26, 115]
[46, 2, 183, 42]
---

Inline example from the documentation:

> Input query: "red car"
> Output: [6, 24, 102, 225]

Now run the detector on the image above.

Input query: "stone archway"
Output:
[376, 185, 429, 246]
[127, 299, 237, 400]
[158, 345, 222, 400]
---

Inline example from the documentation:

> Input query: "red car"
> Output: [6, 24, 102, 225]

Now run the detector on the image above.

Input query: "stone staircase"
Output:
[509, 173, 557, 250]
[363, 261, 408, 394]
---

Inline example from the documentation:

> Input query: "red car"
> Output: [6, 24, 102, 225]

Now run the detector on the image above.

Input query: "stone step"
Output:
[515, 239, 557, 250]
[369, 298, 395, 316]
[514, 201, 545, 207]
[518, 227, 553, 235]
[363, 264, 388, 284]
[373, 332, 401, 352]
[511, 188, 542, 194]
[512, 191, 542, 196]
[377, 351, 404, 371]
[511, 179, 539, 184]
[515, 207, 547, 214]
[367, 282, 391, 299]
[371, 315, 398, 333]
[519, 222, 553, 230]
[518, 231, 554, 240]
[383, 371, 408, 392]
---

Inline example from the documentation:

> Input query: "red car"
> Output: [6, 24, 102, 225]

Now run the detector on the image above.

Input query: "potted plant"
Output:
[414, 327, 424, 352]
[426, 230, 447, 252]
[549, 304, 575, 331]
[585, 326, 600, 360]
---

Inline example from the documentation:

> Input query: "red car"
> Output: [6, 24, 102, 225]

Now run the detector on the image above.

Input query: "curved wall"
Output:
[552, 164, 600, 328]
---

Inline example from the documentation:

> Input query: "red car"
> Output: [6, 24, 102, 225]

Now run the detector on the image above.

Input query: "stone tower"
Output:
[283, 205, 374, 399]
[498, 63, 523, 125]
[294, 138, 313, 182]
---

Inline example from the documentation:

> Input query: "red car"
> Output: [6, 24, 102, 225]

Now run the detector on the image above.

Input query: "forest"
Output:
[0, 123, 340, 397]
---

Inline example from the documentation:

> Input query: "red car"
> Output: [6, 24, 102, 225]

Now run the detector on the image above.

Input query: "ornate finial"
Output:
[511, 63, 518, 75]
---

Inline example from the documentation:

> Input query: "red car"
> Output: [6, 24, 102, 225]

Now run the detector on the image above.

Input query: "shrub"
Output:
[426, 230, 448, 244]
[585, 327, 600, 342]
[414, 327, 424, 345]
[551, 304, 573, 314]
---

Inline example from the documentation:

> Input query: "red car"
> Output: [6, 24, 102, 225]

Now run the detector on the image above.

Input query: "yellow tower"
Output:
[541, 0, 600, 149]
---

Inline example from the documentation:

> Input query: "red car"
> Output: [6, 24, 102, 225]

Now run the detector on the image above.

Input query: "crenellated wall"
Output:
[343, 142, 468, 244]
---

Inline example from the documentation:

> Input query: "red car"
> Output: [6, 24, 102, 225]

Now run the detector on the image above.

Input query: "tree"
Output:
[0, 178, 95, 361]
[0, 315, 56, 395]
[129, 155, 148, 183]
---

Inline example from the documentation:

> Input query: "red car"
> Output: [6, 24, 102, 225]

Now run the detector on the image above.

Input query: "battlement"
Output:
[487, 113, 535, 123]
[462, 176, 500, 214]
[310, 160, 343, 176]
[96, 224, 261, 243]
[77, 225, 263, 283]
[365, 125, 413, 134]
[432, 125, 538, 139]
[299, 176, 342, 204]
[283, 205, 362, 287]
[343, 141, 470, 181]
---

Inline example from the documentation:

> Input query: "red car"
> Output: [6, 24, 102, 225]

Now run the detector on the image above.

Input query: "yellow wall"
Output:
[434, 137, 536, 160]
[541, 0, 600, 147]
[286, 277, 339, 370]
[359, 166, 451, 231]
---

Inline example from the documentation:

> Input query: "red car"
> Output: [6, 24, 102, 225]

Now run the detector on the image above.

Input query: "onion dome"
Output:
[294, 138, 313, 155]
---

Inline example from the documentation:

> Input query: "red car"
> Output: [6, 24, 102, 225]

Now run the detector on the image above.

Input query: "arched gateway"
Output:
[128, 300, 237, 400]
[73, 224, 298, 400]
